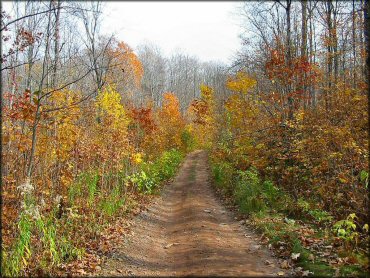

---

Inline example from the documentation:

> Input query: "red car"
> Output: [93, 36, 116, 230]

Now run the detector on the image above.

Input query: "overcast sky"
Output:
[100, 1, 243, 64]
[2, 1, 243, 65]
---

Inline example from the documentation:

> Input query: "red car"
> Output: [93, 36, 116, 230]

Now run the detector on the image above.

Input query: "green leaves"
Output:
[360, 170, 368, 188]
[126, 149, 184, 194]
[126, 170, 156, 194]
[332, 213, 358, 243]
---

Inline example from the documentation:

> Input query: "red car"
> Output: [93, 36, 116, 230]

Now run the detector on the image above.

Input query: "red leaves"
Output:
[4, 90, 37, 122]
[129, 106, 156, 133]
[1, 25, 42, 64]
[266, 47, 319, 89]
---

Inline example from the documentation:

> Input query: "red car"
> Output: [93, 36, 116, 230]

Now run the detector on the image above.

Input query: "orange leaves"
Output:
[115, 41, 144, 86]
[107, 40, 144, 90]
[189, 99, 208, 125]
[189, 85, 214, 122]
[161, 93, 182, 120]
[156, 93, 185, 152]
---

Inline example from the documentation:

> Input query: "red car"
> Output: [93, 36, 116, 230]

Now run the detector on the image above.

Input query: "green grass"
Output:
[339, 265, 368, 277]
[99, 185, 125, 216]
[212, 161, 235, 193]
[136, 148, 184, 193]
[3, 149, 185, 276]
[210, 158, 369, 277]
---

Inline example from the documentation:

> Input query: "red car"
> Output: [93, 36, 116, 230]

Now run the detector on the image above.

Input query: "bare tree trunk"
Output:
[333, 0, 339, 84]
[351, 0, 357, 88]
[286, 0, 294, 120]
[308, 1, 316, 107]
[325, 0, 334, 111]
[26, 1, 53, 179]
[364, 0, 369, 137]
[301, 0, 308, 109]
[358, 0, 366, 80]
[51, 0, 62, 88]
[364, 0, 369, 87]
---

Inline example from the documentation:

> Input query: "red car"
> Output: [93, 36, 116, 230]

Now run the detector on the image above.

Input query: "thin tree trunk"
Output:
[286, 0, 294, 120]
[301, 0, 308, 108]
[309, 1, 316, 107]
[364, 0, 369, 87]
[26, 1, 53, 179]
[51, 0, 61, 88]
[325, 0, 334, 111]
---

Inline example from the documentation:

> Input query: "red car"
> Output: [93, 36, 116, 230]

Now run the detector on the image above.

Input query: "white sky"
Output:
[100, 1, 243, 64]
[2, 1, 243, 65]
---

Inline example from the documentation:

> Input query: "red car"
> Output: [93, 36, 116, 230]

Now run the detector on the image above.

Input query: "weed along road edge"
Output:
[100, 150, 284, 276]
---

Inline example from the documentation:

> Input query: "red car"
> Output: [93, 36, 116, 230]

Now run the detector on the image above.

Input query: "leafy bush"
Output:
[333, 213, 359, 247]
[233, 168, 266, 213]
[261, 180, 281, 207]
[181, 128, 196, 152]
[212, 161, 235, 193]
[2, 212, 33, 276]
[126, 171, 156, 194]
[143, 149, 184, 183]
[154, 149, 184, 181]
[126, 149, 184, 194]
[308, 209, 333, 223]
[211, 160, 290, 214]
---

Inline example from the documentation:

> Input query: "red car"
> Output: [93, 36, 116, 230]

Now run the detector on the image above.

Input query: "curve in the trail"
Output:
[100, 150, 283, 276]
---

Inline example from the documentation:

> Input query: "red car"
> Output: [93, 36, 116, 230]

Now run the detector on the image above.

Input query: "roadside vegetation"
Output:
[2, 1, 368, 277]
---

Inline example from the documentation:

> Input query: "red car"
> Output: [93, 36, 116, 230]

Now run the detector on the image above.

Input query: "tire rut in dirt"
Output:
[100, 150, 282, 276]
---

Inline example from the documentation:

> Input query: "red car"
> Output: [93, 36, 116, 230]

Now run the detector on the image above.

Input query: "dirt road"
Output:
[100, 150, 283, 276]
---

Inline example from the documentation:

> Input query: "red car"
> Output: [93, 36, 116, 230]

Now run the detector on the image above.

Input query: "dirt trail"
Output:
[100, 150, 283, 276]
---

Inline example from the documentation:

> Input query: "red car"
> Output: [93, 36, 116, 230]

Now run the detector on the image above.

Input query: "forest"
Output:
[1, 1, 369, 277]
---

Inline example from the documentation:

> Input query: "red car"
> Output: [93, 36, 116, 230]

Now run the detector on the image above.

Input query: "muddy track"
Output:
[100, 150, 282, 276]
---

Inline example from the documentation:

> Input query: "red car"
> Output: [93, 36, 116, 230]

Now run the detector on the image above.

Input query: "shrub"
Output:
[126, 149, 184, 194]
[143, 149, 184, 183]
[212, 161, 235, 193]
[234, 168, 266, 213]
[126, 171, 156, 194]
[181, 128, 196, 152]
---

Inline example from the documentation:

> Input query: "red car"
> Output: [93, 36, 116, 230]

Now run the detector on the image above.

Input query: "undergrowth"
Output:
[211, 158, 369, 277]
[2, 149, 184, 276]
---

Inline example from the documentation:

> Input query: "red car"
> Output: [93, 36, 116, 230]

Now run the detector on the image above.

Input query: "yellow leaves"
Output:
[226, 71, 256, 94]
[36, 89, 81, 165]
[132, 153, 143, 164]
[256, 143, 265, 150]
[189, 85, 216, 149]
[96, 85, 129, 130]
[224, 73, 259, 138]
[296, 111, 305, 122]
[199, 84, 214, 103]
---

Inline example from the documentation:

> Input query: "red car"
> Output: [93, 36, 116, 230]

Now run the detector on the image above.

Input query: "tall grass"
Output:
[2, 149, 185, 276]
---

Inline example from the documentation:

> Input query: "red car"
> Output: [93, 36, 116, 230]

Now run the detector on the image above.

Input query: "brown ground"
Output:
[99, 150, 283, 276]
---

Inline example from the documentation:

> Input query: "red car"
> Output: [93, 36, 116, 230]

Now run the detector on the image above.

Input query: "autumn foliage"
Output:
[2, 69, 188, 276]
[2, 2, 369, 275]
[211, 65, 368, 227]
